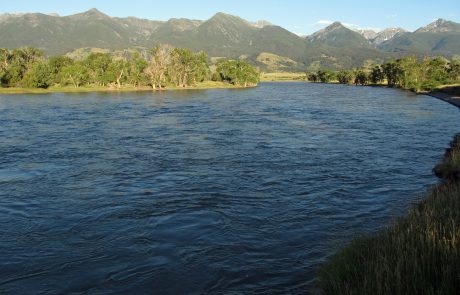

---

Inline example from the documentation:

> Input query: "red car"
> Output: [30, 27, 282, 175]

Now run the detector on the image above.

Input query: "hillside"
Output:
[378, 19, 460, 56]
[0, 10, 459, 70]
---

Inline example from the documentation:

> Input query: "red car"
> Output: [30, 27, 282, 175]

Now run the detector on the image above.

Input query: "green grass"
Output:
[319, 135, 460, 294]
[433, 135, 460, 181]
[260, 72, 306, 82]
[0, 81, 246, 94]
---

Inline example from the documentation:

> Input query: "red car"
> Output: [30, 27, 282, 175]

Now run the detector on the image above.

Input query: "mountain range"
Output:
[0, 9, 459, 71]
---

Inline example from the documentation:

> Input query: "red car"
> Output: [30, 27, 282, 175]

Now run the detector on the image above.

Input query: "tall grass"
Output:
[319, 135, 460, 294]
[433, 135, 460, 181]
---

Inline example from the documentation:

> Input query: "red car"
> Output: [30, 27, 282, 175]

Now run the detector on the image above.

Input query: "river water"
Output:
[0, 82, 459, 294]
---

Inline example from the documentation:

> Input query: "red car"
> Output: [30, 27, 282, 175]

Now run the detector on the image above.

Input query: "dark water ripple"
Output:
[0, 83, 459, 294]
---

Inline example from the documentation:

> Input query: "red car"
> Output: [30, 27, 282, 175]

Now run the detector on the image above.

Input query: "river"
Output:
[0, 82, 459, 294]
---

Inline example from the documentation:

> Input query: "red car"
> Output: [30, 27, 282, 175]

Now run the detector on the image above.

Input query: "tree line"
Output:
[307, 56, 460, 91]
[0, 46, 259, 89]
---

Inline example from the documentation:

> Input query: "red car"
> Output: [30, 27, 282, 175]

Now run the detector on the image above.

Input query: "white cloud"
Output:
[311, 20, 334, 26]
[342, 22, 358, 28]
[386, 14, 398, 19]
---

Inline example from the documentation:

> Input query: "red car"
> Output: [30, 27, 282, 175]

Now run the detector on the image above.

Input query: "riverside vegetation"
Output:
[316, 55, 460, 294]
[319, 134, 460, 294]
[306, 56, 460, 92]
[0, 46, 259, 92]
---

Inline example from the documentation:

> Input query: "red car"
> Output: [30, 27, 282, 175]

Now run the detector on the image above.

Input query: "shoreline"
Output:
[426, 90, 460, 109]
[319, 133, 460, 293]
[0, 82, 256, 95]
[283, 79, 460, 110]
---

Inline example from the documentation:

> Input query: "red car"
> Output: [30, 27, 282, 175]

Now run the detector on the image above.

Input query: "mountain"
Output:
[0, 9, 147, 53]
[356, 29, 378, 40]
[304, 22, 386, 68]
[371, 28, 407, 45]
[250, 20, 272, 28]
[307, 22, 373, 48]
[415, 18, 460, 33]
[379, 19, 460, 56]
[0, 10, 459, 71]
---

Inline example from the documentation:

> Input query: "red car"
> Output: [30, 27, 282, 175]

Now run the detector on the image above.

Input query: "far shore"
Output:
[261, 73, 460, 110]
[0, 81, 255, 95]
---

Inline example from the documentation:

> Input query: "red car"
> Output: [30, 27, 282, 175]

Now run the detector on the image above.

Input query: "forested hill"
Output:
[0, 9, 459, 70]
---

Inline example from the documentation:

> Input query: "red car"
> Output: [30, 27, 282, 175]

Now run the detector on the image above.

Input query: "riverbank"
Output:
[319, 133, 460, 293]
[427, 86, 460, 109]
[0, 81, 253, 95]
[304, 79, 460, 109]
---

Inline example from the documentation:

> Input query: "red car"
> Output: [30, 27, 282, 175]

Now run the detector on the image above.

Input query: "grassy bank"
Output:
[319, 135, 460, 294]
[260, 72, 306, 82]
[0, 81, 248, 95]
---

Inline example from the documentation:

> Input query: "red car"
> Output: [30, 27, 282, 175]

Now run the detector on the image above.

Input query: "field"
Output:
[260, 72, 306, 82]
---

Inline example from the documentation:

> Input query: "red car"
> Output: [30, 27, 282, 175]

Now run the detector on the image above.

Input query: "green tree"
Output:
[191, 51, 210, 84]
[0, 48, 11, 85]
[382, 61, 402, 87]
[170, 48, 196, 87]
[354, 70, 368, 85]
[448, 59, 460, 82]
[108, 59, 127, 88]
[317, 70, 334, 83]
[369, 66, 384, 84]
[398, 56, 423, 91]
[336, 70, 353, 84]
[215, 60, 259, 87]
[307, 73, 318, 82]
[421, 57, 449, 90]
[127, 53, 147, 87]
[48, 56, 74, 84]
[84, 53, 112, 86]
[21, 62, 53, 88]
[60, 62, 89, 88]
[5, 47, 44, 86]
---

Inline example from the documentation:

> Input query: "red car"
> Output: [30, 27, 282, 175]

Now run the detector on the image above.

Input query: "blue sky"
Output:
[1, 0, 459, 35]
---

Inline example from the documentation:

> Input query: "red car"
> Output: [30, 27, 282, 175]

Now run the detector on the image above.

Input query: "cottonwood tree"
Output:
[215, 60, 259, 86]
[382, 61, 402, 87]
[21, 62, 53, 88]
[108, 59, 127, 88]
[0, 48, 11, 85]
[144, 44, 172, 89]
[307, 73, 318, 82]
[84, 53, 112, 86]
[354, 70, 368, 85]
[369, 66, 384, 84]
[169, 48, 195, 87]
[60, 62, 89, 88]
[48, 56, 74, 84]
[127, 53, 147, 87]
[5, 47, 44, 86]
[337, 70, 353, 84]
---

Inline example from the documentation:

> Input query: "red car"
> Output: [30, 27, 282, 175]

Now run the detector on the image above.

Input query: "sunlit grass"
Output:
[319, 183, 460, 294]
[260, 72, 306, 82]
[0, 81, 247, 94]
[319, 135, 460, 294]
[434, 135, 460, 181]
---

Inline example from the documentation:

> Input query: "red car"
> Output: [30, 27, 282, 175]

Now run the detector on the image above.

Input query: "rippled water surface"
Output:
[1, 83, 459, 294]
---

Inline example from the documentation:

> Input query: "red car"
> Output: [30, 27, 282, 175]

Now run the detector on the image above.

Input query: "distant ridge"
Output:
[0, 9, 459, 70]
